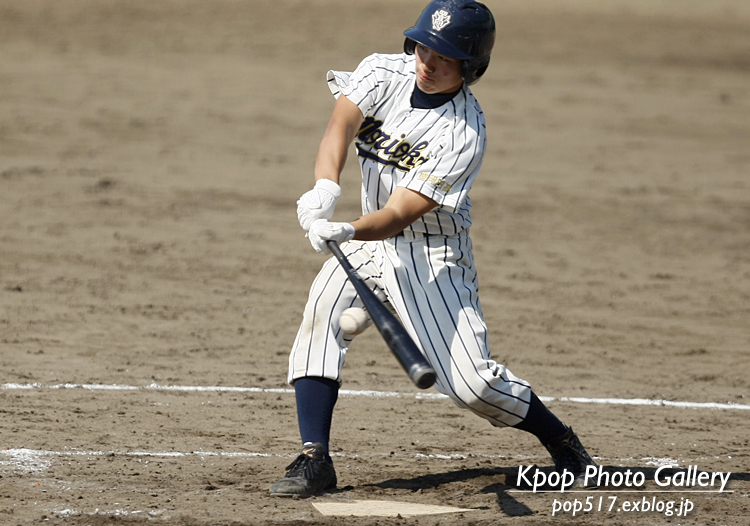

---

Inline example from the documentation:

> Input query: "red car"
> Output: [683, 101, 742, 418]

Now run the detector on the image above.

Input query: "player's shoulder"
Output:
[460, 84, 481, 107]
[444, 87, 486, 144]
[356, 52, 415, 77]
[446, 87, 484, 122]
[460, 88, 485, 122]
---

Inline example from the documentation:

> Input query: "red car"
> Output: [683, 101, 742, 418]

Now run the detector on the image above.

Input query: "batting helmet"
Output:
[403, 0, 495, 85]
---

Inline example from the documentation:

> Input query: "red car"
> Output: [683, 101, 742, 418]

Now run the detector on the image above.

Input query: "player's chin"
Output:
[416, 76, 436, 93]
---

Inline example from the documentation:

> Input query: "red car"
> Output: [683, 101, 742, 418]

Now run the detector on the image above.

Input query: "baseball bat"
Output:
[326, 240, 436, 389]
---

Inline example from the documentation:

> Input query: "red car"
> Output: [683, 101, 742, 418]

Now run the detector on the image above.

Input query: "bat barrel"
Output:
[410, 363, 437, 389]
[380, 320, 436, 390]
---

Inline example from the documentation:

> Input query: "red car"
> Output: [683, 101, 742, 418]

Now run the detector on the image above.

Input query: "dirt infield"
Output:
[1, 1, 749, 524]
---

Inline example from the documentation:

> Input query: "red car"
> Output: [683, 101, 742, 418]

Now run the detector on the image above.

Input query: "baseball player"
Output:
[270, 0, 597, 498]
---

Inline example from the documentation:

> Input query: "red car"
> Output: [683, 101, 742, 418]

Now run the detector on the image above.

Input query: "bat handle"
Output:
[326, 239, 345, 258]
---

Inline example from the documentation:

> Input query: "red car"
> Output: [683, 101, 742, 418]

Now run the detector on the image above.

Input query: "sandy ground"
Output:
[1, 0, 749, 524]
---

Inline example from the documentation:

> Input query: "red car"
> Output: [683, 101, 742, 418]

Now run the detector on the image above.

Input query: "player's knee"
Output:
[450, 381, 495, 412]
[454, 385, 486, 411]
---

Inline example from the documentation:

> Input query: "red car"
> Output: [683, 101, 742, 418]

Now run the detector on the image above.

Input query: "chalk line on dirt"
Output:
[0, 447, 716, 477]
[3, 382, 749, 411]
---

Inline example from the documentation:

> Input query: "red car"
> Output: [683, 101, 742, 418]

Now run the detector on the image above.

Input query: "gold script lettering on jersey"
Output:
[356, 116, 430, 172]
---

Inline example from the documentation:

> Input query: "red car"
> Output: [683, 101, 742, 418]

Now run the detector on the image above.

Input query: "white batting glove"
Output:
[308, 219, 355, 255]
[297, 179, 341, 231]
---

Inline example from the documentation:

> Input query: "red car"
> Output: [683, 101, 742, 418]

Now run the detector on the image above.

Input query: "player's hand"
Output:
[297, 179, 341, 231]
[307, 219, 355, 255]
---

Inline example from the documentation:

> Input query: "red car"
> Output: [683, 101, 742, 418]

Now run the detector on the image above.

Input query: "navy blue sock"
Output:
[294, 377, 339, 454]
[513, 391, 568, 445]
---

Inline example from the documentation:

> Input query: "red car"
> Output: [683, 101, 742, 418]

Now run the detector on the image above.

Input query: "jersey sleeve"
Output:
[326, 70, 351, 100]
[399, 110, 486, 213]
[327, 54, 410, 117]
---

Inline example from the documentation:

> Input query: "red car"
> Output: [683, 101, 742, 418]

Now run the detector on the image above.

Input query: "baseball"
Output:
[339, 307, 372, 335]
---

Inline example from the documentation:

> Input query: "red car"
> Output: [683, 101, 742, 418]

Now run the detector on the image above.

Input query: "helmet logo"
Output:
[431, 9, 451, 31]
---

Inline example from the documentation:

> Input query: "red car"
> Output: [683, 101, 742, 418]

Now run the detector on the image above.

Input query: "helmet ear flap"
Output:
[404, 38, 417, 55]
[462, 57, 490, 85]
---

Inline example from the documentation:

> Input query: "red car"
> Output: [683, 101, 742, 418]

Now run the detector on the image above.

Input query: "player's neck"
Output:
[410, 83, 462, 109]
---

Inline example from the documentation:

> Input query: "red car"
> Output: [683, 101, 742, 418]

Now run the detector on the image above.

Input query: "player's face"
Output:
[414, 44, 464, 94]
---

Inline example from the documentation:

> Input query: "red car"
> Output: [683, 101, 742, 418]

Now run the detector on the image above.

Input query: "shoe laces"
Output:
[284, 451, 316, 480]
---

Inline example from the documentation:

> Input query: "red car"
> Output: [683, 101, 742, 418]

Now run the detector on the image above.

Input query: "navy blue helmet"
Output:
[404, 0, 495, 85]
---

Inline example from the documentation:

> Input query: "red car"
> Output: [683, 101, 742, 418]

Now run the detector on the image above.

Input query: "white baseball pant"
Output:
[289, 231, 532, 427]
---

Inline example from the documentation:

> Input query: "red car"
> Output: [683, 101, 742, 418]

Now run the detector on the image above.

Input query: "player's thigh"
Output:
[301, 241, 382, 331]
[388, 234, 485, 348]
[289, 241, 383, 381]
[386, 234, 496, 382]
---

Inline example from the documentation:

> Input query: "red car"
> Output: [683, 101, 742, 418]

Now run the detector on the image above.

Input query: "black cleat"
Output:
[544, 427, 598, 488]
[269, 442, 337, 498]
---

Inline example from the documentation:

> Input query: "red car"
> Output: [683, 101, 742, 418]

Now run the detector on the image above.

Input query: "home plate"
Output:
[312, 499, 474, 518]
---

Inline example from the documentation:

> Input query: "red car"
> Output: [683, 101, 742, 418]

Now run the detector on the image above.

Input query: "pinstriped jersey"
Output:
[327, 53, 487, 236]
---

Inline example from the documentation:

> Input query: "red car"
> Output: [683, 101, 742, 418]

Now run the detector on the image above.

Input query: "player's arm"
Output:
[314, 94, 364, 184]
[297, 95, 364, 231]
[350, 187, 438, 241]
[307, 187, 437, 254]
